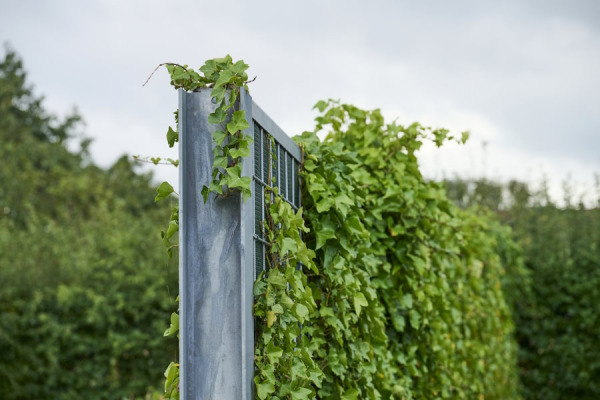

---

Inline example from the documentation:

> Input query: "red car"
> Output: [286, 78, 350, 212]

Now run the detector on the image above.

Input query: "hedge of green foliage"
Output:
[0, 50, 177, 399]
[252, 100, 522, 399]
[515, 205, 600, 399]
[446, 179, 600, 399]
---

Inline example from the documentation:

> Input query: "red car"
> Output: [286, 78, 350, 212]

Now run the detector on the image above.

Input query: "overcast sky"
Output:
[2, 0, 599, 203]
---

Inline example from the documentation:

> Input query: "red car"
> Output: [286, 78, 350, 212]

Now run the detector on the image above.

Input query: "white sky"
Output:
[1, 0, 599, 203]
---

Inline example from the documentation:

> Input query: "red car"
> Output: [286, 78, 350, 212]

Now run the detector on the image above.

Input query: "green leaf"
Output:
[281, 237, 298, 255]
[213, 129, 227, 146]
[155, 181, 174, 202]
[214, 69, 233, 88]
[291, 387, 312, 400]
[314, 100, 328, 112]
[294, 303, 309, 323]
[228, 146, 250, 159]
[341, 388, 359, 400]
[163, 312, 179, 337]
[353, 292, 368, 316]
[409, 309, 421, 329]
[213, 155, 228, 170]
[226, 110, 249, 134]
[208, 107, 226, 124]
[266, 341, 283, 364]
[267, 310, 276, 327]
[254, 377, 275, 400]
[315, 225, 336, 250]
[461, 131, 470, 144]
[166, 220, 179, 239]
[267, 270, 287, 288]
[201, 185, 210, 203]
[231, 59, 249, 75]
[315, 196, 334, 213]
[164, 362, 179, 394]
[167, 126, 178, 147]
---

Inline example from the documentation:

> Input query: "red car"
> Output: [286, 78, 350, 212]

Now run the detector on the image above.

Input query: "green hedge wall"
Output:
[444, 179, 600, 399]
[514, 206, 600, 399]
[252, 100, 522, 399]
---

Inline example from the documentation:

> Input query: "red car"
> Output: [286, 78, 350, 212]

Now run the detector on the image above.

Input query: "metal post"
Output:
[179, 88, 254, 400]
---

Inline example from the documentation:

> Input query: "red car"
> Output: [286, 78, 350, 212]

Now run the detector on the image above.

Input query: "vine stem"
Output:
[142, 62, 190, 87]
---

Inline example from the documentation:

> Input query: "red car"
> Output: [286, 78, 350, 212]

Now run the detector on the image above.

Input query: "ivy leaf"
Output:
[291, 387, 313, 400]
[291, 358, 308, 380]
[214, 69, 233, 88]
[254, 377, 275, 400]
[211, 85, 226, 103]
[163, 312, 179, 337]
[315, 196, 334, 213]
[313, 100, 328, 112]
[167, 126, 178, 148]
[231, 60, 249, 75]
[409, 309, 421, 329]
[267, 270, 287, 288]
[281, 237, 298, 255]
[201, 185, 210, 203]
[208, 107, 226, 124]
[401, 293, 413, 309]
[241, 181, 252, 202]
[226, 110, 249, 134]
[266, 341, 283, 364]
[199, 60, 217, 78]
[294, 303, 309, 324]
[271, 304, 284, 314]
[461, 131, 470, 144]
[267, 310, 277, 328]
[353, 292, 368, 316]
[155, 181, 174, 202]
[213, 155, 228, 170]
[164, 362, 179, 394]
[166, 220, 179, 239]
[213, 129, 227, 146]
[315, 225, 336, 250]
[229, 146, 250, 159]
[341, 388, 359, 400]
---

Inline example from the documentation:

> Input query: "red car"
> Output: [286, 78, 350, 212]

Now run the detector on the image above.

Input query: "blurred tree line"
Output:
[445, 177, 600, 399]
[0, 49, 177, 399]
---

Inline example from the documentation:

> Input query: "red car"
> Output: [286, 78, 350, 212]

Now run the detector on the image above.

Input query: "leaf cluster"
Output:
[163, 56, 253, 203]
[253, 191, 323, 400]
[253, 100, 521, 399]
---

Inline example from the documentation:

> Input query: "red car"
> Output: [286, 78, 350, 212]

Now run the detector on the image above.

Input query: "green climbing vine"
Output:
[150, 57, 521, 400]
[252, 99, 520, 399]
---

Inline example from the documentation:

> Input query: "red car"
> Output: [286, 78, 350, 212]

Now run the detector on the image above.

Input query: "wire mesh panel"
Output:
[252, 120, 301, 279]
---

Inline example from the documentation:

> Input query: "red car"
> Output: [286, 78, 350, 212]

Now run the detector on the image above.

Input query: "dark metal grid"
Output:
[253, 121, 300, 279]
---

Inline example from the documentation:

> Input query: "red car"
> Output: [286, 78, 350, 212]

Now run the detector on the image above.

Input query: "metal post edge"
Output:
[240, 87, 255, 400]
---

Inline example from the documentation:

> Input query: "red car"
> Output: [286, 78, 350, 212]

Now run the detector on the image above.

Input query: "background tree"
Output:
[445, 178, 600, 399]
[0, 48, 177, 400]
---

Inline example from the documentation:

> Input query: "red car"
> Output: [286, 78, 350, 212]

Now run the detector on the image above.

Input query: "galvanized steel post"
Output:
[178, 88, 254, 400]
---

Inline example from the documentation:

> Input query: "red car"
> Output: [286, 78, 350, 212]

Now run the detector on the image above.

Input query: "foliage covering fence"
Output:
[252, 101, 521, 399]
[159, 57, 524, 399]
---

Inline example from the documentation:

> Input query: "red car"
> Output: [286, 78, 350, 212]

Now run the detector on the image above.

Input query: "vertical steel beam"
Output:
[179, 88, 253, 400]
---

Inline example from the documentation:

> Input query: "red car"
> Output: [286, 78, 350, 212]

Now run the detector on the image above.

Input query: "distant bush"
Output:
[445, 178, 600, 399]
[0, 49, 177, 399]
